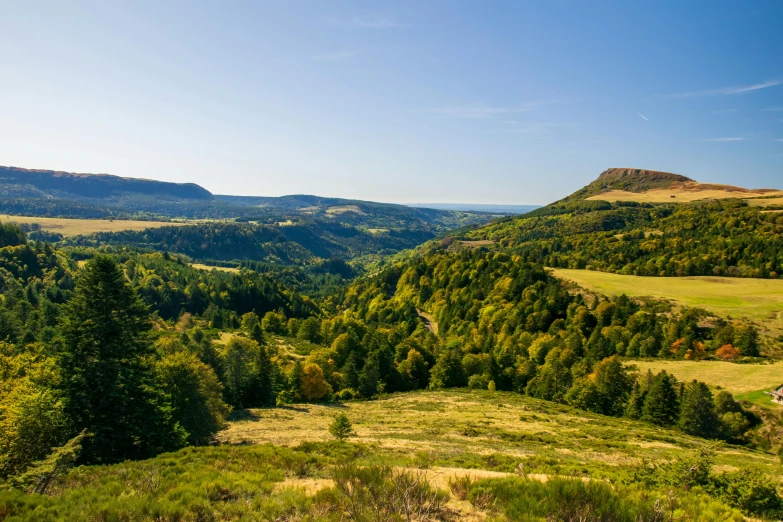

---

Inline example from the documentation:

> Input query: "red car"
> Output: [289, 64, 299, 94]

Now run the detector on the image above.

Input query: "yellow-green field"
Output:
[220, 390, 778, 479]
[626, 359, 783, 395]
[0, 214, 187, 237]
[550, 269, 783, 333]
[190, 263, 241, 274]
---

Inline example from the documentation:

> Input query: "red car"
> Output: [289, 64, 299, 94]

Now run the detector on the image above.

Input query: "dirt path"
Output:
[416, 309, 439, 335]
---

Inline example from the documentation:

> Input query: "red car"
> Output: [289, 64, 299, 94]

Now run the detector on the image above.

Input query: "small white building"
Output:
[770, 385, 783, 405]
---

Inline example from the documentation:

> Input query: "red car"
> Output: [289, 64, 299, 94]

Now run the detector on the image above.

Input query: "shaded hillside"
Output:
[63, 222, 434, 264]
[221, 193, 498, 230]
[0, 166, 212, 201]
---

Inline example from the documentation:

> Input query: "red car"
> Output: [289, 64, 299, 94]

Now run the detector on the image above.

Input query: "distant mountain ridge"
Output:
[0, 165, 499, 241]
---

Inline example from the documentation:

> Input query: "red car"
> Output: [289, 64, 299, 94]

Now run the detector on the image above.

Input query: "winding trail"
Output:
[416, 308, 439, 335]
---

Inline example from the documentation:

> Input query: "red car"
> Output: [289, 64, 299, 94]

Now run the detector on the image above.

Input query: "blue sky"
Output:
[1, 1, 782, 204]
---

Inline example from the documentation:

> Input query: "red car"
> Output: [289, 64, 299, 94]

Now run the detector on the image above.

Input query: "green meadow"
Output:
[550, 268, 783, 334]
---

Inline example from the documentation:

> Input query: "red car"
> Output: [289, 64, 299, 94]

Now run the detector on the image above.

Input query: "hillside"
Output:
[563, 168, 693, 203]
[464, 168, 783, 279]
[566, 167, 783, 205]
[0, 166, 498, 234]
[0, 165, 212, 201]
[2, 390, 772, 521]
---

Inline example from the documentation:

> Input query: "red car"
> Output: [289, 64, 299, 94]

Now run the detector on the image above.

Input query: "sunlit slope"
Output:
[550, 268, 783, 331]
[220, 389, 777, 478]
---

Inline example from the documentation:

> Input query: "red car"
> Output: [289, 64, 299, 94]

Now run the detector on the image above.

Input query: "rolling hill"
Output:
[577, 167, 783, 205]
[0, 165, 499, 229]
[0, 165, 212, 201]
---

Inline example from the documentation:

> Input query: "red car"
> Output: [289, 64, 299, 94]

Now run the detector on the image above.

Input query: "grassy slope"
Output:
[0, 390, 771, 521]
[220, 390, 777, 479]
[586, 188, 783, 204]
[550, 268, 783, 335]
[627, 360, 783, 395]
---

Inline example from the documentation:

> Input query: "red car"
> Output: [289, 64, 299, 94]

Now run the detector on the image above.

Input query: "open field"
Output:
[459, 239, 495, 248]
[586, 182, 783, 204]
[747, 197, 783, 207]
[626, 359, 783, 395]
[325, 204, 365, 215]
[0, 214, 187, 237]
[190, 263, 241, 273]
[219, 389, 778, 480]
[550, 268, 783, 333]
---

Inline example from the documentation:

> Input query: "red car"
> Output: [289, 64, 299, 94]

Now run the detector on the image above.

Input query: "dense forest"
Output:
[467, 199, 783, 277]
[63, 221, 435, 263]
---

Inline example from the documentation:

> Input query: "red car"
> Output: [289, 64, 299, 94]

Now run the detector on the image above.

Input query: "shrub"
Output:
[716, 344, 740, 361]
[315, 464, 448, 521]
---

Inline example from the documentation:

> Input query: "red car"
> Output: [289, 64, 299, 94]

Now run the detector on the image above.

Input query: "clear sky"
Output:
[1, 1, 782, 204]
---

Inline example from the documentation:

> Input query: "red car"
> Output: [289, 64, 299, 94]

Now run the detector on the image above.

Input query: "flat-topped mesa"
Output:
[591, 168, 693, 193]
[582, 168, 783, 204]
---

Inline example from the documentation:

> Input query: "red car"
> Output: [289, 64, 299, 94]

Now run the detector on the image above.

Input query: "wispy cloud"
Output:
[419, 101, 563, 119]
[775, 138, 783, 142]
[713, 108, 738, 114]
[669, 80, 782, 98]
[697, 137, 745, 142]
[637, 112, 648, 121]
[763, 106, 783, 112]
[311, 50, 361, 61]
[344, 15, 407, 28]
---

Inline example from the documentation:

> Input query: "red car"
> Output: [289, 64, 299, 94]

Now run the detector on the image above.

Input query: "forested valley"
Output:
[2, 177, 783, 519]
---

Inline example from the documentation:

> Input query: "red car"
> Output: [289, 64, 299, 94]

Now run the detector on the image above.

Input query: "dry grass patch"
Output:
[586, 182, 783, 204]
[0, 214, 187, 237]
[747, 197, 783, 207]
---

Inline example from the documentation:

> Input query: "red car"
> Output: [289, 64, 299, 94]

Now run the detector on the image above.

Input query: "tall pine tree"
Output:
[641, 371, 680, 427]
[678, 380, 719, 438]
[57, 255, 186, 463]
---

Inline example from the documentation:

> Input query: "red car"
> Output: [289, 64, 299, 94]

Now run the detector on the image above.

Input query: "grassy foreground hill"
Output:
[2, 390, 774, 521]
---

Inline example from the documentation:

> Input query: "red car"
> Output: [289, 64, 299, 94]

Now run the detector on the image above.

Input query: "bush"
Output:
[314, 464, 448, 521]
[465, 476, 744, 521]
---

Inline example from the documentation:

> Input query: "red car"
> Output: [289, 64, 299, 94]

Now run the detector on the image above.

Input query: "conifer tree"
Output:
[678, 380, 719, 438]
[641, 371, 680, 426]
[253, 345, 276, 407]
[625, 382, 646, 420]
[329, 413, 355, 441]
[57, 255, 186, 464]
